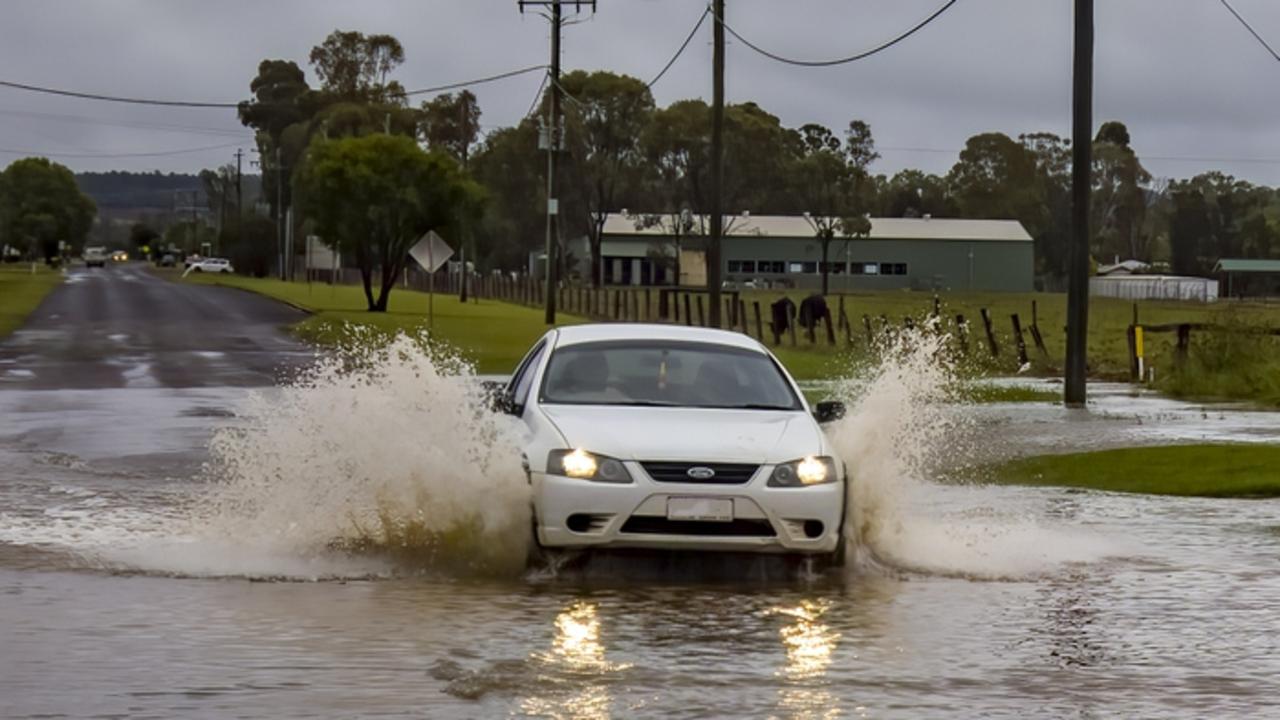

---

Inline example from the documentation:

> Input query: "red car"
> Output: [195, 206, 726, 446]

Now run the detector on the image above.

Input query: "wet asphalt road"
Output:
[0, 263, 308, 390]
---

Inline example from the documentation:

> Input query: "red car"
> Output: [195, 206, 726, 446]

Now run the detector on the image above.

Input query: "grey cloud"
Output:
[0, 0, 1277, 185]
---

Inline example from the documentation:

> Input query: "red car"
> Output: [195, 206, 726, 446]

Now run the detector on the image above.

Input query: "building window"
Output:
[850, 263, 864, 275]
[728, 260, 744, 273]
[863, 263, 880, 275]
[740, 260, 756, 273]
[891, 263, 908, 276]
[820, 261, 846, 274]
[788, 261, 805, 274]
[759, 260, 784, 273]
[802, 261, 818, 274]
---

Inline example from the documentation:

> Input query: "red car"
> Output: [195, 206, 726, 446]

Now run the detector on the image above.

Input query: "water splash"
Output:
[193, 331, 531, 576]
[829, 327, 1118, 580]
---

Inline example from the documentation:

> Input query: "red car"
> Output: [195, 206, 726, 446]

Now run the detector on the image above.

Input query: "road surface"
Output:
[0, 263, 308, 389]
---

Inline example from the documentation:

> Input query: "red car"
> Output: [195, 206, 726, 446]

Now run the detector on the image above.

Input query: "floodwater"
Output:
[3, 339, 1280, 718]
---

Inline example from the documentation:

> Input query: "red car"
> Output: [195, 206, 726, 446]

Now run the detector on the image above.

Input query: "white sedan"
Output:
[497, 324, 848, 565]
[184, 258, 234, 275]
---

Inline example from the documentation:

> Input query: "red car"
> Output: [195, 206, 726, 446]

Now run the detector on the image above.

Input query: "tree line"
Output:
[6, 27, 1277, 301]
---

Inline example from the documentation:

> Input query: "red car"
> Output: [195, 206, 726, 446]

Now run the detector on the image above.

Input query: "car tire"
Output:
[193, 267, 203, 273]
[220, 269, 230, 274]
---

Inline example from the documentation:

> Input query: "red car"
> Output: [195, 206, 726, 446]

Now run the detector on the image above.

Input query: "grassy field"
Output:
[184, 274, 585, 374]
[736, 288, 1280, 380]
[182, 272, 1280, 392]
[980, 444, 1280, 498]
[0, 264, 62, 340]
[511, 284, 1280, 381]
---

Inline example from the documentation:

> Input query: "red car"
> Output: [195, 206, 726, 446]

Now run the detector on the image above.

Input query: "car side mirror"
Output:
[813, 400, 846, 424]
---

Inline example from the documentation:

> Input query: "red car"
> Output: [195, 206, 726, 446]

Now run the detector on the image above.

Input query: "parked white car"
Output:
[497, 324, 848, 565]
[185, 257, 233, 274]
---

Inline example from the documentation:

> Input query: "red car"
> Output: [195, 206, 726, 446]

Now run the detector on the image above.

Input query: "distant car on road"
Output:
[186, 258, 234, 274]
[111, 250, 128, 263]
[495, 323, 848, 567]
[158, 253, 177, 268]
[83, 246, 108, 268]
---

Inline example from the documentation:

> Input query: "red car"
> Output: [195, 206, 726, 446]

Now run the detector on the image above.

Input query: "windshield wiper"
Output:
[612, 400, 681, 407]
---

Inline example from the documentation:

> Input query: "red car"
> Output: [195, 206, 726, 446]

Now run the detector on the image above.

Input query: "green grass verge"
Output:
[0, 264, 62, 340]
[179, 272, 1280, 394]
[980, 444, 1280, 498]
[183, 273, 585, 375]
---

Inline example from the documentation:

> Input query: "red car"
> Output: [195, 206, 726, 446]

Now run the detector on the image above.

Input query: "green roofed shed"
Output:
[1214, 258, 1280, 297]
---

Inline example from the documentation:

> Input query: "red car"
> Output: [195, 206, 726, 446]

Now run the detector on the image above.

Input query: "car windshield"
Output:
[540, 340, 801, 410]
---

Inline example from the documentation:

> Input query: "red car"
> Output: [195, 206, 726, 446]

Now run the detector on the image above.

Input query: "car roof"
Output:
[553, 323, 767, 352]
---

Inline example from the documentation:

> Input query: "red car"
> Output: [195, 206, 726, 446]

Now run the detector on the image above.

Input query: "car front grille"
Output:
[640, 462, 759, 484]
[619, 516, 776, 537]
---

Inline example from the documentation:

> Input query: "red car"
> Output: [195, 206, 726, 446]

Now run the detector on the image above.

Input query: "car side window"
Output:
[509, 341, 547, 409]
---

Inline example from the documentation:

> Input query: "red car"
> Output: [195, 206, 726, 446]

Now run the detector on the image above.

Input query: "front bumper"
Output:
[532, 461, 844, 554]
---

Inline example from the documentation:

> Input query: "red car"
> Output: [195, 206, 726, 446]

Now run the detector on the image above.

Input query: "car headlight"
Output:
[768, 456, 838, 487]
[547, 449, 633, 483]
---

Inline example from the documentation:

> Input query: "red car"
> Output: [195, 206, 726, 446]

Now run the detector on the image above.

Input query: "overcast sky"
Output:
[2, 0, 1279, 185]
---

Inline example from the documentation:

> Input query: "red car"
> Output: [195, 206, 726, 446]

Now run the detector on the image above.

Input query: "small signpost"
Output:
[409, 231, 454, 327]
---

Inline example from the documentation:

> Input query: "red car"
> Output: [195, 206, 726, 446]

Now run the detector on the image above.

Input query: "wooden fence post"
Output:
[1126, 325, 1139, 380]
[955, 314, 969, 355]
[1176, 324, 1192, 364]
[841, 308, 852, 346]
[980, 308, 999, 357]
[659, 289, 669, 320]
[684, 294, 693, 326]
[753, 301, 765, 342]
[696, 295, 705, 327]
[1011, 313, 1029, 366]
[823, 308, 836, 345]
[838, 296, 847, 332]
[644, 288, 652, 322]
[789, 306, 798, 346]
[862, 314, 874, 344]
[739, 299, 748, 334]
[614, 289, 622, 320]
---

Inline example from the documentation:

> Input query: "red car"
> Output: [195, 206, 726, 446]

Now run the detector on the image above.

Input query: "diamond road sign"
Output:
[409, 231, 453, 273]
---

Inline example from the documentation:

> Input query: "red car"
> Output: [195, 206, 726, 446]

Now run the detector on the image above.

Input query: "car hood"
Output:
[539, 405, 823, 463]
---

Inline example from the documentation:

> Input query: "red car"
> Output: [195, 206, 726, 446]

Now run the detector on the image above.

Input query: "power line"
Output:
[403, 64, 549, 97]
[0, 107, 252, 138]
[523, 70, 551, 122]
[647, 5, 711, 88]
[0, 79, 239, 108]
[0, 140, 247, 159]
[1218, 0, 1280, 62]
[715, 0, 960, 67]
[0, 64, 549, 109]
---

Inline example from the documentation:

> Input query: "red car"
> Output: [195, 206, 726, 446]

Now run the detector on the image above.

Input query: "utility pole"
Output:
[1065, 0, 1093, 407]
[519, 0, 593, 324]
[707, 0, 726, 327]
[234, 148, 244, 256]
[191, 189, 199, 256]
[276, 145, 285, 281]
[459, 100, 470, 303]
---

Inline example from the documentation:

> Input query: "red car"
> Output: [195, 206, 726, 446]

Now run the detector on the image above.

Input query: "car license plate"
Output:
[667, 497, 733, 522]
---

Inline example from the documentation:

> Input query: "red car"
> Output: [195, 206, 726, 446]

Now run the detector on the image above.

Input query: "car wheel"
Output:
[193, 267, 202, 273]
[220, 269, 230, 274]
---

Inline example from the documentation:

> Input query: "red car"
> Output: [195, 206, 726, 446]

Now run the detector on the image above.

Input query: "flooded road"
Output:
[3, 267, 1280, 718]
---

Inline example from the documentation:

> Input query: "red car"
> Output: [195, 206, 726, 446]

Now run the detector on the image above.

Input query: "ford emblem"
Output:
[686, 466, 716, 480]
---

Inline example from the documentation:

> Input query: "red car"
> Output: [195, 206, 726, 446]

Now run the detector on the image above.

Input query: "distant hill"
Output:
[76, 171, 202, 210]
[76, 171, 263, 212]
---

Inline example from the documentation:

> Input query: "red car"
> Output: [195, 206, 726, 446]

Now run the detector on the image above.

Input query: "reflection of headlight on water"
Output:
[523, 601, 629, 720]
[553, 602, 606, 669]
[769, 600, 841, 680]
